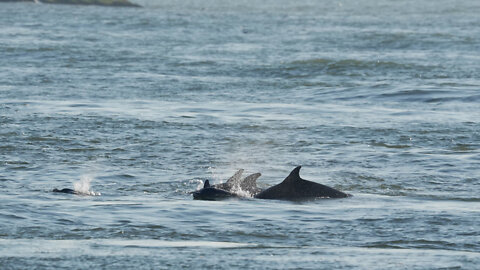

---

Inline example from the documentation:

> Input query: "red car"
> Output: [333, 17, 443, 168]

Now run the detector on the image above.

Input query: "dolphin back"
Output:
[52, 188, 77, 194]
[255, 166, 350, 200]
[192, 187, 238, 201]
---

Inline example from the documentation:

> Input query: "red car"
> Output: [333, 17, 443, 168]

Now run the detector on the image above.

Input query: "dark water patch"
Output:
[0, 213, 27, 220]
[3, 160, 38, 171]
[172, 60, 218, 67]
[75, 227, 105, 232]
[363, 239, 456, 250]
[4, 160, 30, 165]
[375, 86, 480, 104]
[68, 103, 102, 108]
[63, 147, 104, 153]
[425, 94, 480, 104]
[25, 135, 67, 143]
[416, 195, 480, 203]
[117, 173, 136, 179]
[55, 218, 77, 225]
[369, 140, 411, 149]
[98, 173, 136, 182]
[449, 143, 477, 152]
[338, 172, 419, 197]
[264, 58, 436, 79]
[0, 131, 18, 137]
[379, 89, 451, 102]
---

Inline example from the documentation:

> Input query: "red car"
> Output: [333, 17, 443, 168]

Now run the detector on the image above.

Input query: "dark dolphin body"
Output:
[192, 180, 239, 200]
[52, 188, 77, 194]
[255, 166, 351, 200]
[192, 169, 262, 201]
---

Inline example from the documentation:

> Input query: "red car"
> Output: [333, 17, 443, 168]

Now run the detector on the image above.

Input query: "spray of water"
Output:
[73, 175, 101, 196]
[190, 179, 204, 191]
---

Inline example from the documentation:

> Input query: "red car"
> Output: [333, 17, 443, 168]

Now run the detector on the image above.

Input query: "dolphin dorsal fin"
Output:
[226, 169, 244, 185]
[241, 173, 261, 188]
[204, 180, 211, 188]
[282, 166, 302, 184]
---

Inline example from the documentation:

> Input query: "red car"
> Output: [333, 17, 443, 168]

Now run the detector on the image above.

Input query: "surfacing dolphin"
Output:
[255, 166, 351, 200]
[52, 188, 100, 196]
[52, 188, 78, 194]
[192, 169, 262, 200]
[192, 180, 239, 200]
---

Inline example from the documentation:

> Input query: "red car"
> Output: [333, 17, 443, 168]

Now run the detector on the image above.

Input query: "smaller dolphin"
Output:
[52, 188, 77, 194]
[238, 172, 263, 196]
[192, 169, 262, 200]
[212, 169, 244, 191]
[192, 180, 239, 200]
[255, 166, 351, 200]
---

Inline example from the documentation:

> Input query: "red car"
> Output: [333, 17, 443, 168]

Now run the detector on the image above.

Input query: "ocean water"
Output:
[1, 0, 479, 269]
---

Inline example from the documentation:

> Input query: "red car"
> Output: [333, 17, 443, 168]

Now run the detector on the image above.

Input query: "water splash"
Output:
[73, 175, 101, 196]
[230, 184, 254, 198]
[189, 179, 205, 191]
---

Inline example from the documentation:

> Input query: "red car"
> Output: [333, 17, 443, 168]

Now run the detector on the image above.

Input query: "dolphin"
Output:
[238, 172, 263, 196]
[255, 166, 351, 200]
[192, 169, 262, 200]
[52, 188, 100, 196]
[52, 188, 77, 194]
[192, 180, 239, 200]
[212, 170, 262, 196]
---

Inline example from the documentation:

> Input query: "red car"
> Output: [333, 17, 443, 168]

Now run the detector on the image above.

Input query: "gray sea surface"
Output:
[1, 0, 479, 269]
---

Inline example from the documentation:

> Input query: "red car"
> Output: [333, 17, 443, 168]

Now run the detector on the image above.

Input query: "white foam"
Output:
[229, 183, 254, 198]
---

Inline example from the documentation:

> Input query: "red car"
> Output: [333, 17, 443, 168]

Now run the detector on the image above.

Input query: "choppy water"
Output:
[1, 0, 479, 269]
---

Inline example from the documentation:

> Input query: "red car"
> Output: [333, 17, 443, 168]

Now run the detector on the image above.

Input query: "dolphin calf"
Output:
[192, 169, 262, 200]
[255, 166, 351, 200]
[192, 180, 239, 200]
